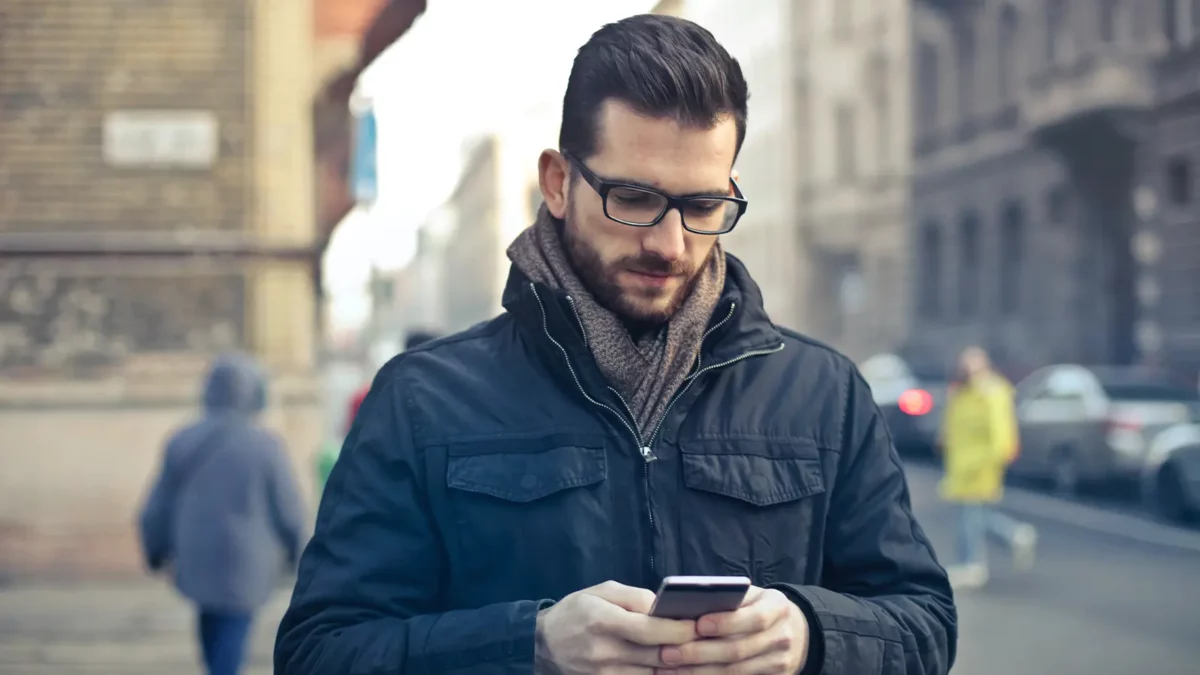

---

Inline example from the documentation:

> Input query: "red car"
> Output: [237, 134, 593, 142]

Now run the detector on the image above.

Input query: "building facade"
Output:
[794, 0, 914, 361]
[909, 0, 1199, 381]
[0, 0, 321, 578]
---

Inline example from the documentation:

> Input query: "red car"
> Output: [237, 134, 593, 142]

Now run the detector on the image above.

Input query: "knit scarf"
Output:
[507, 205, 726, 437]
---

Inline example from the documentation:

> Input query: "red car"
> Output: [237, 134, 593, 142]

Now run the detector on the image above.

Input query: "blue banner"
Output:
[352, 107, 378, 205]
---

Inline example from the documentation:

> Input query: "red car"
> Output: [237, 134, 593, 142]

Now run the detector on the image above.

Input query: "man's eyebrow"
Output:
[605, 174, 732, 199]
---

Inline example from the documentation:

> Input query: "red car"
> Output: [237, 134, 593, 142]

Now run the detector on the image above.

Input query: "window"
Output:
[1100, 0, 1122, 42]
[1163, 0, 1180, 44]
[835, 103, 857, 181]
[918, 222, 943, 319]
[956, 24, 976, 122]
[870, 55, 890, 170]
[1194, 0, 1200, 32]
[1046, 0, 1067, 62]
[999, 202, 1025, 316]
[832, 1, 853, 37]
[958, 213, 981, 318]
[998, 5, 1019, 101]
[1167, 156, 1192, 205]
[1047, 185, 1070, 225]
[917, 42, 940, 136]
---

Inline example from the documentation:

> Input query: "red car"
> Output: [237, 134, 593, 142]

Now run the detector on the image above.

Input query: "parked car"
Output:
[1143, 423, 1200, 522]
[861, 354, 949, 457]
[1011, 365, 1199, 495]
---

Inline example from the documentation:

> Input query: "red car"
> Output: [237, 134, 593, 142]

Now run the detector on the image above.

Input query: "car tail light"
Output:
[1106, 414, 1142, 433]
[898, 389, 934, 416]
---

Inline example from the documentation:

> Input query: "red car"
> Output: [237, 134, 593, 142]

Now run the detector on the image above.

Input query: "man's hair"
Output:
[559, 14, 749, 161]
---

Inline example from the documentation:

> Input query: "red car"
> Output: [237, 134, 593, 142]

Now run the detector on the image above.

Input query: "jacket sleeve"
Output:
[988, 382, 1019, 463]
[264, 435, 310, 566]
[273, 371, 550, 675]
[770, 370, 956, 675]
[137, 442, 177, 572]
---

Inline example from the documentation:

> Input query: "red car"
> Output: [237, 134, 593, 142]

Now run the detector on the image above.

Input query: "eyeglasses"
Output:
[564, 152, 748, 235]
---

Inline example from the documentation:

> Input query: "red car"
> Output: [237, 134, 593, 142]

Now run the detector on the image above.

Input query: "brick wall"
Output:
[0, 0, 252, 235]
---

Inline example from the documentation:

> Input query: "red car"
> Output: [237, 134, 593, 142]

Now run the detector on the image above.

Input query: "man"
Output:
[140, 353, 307, 675]
[276, 15, 954, 675]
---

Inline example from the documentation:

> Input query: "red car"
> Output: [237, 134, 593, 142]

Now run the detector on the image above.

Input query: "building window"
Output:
[918, 222, 943, 319]
[998, 5, 1019, 102]
[958, 213, 981, 319]
[835, 103, 857, 181]
[917, 42, 940, 137]
[956, 24, 976, 123]
[1046, 0, 1067, 62]
[870, 55, 890, 171]
[1047, 185, 1070, 226]
[1163, 0, 1181, 44]
[1100, 0, 1122, 42]
[1167, 156, 1192, 205]
[832, 1, 853, 37]
[999, 202, 1025, 316]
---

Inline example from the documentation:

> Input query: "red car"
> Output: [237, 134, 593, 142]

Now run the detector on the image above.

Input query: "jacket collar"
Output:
[501, 251, 784, 373]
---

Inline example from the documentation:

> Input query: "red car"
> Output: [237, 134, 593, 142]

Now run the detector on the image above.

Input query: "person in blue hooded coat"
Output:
[139, 352, 308, 675]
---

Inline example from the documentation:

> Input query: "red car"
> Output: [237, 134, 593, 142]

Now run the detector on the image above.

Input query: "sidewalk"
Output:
[0, 581, 290, 675]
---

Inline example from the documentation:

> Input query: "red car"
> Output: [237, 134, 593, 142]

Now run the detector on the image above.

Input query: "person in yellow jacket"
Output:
[939, 346, 1037, 590]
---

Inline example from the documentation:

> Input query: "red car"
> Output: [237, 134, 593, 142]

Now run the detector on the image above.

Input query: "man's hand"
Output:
[536, 581, 698, 675]
[655, 586, 810, 675]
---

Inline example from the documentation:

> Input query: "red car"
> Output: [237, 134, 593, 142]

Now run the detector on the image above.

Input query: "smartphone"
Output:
[648, 575, 751, 620]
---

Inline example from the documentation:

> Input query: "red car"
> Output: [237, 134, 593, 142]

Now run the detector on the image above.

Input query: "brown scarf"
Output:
[507, 205, 726, 438]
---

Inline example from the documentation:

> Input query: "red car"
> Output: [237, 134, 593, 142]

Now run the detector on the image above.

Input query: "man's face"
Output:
[555, 100, 738, 326]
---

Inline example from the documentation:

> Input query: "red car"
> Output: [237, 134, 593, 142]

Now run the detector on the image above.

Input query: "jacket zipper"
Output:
[535, 286, 785, 579]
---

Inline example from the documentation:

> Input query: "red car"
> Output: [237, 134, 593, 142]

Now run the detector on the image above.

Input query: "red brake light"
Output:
[898, 389, 934, 416]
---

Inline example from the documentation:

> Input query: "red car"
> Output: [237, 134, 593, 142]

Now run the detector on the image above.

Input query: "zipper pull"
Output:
[640, 446, 658, 462]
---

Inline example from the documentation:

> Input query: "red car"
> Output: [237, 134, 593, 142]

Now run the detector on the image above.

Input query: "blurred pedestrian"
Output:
[276, 15, 953, 675]
[138, 353, 308, 675]
[314, 329, 442, 495]
[939, 346, 1037, 590]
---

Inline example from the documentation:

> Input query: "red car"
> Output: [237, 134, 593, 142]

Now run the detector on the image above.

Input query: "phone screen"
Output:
[648, 575, 751, 620]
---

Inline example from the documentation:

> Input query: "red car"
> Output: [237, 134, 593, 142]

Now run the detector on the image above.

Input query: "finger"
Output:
[607, 612, 697, 646]
[657, 650, 791, 675]
[660, 625, 781, 667]
[696, 589, 789, 638]
[589, 580, 658, 614]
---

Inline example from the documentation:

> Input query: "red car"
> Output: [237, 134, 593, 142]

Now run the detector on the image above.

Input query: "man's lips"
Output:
[626, 269, 680, 288]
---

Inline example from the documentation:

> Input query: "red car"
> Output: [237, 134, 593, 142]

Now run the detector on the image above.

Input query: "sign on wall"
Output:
[352, 106, 378, 205]
[103, 110, 219, 168]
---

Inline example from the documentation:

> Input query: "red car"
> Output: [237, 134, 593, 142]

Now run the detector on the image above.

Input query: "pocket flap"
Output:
[682, 454, 825, 507]
[447, 445, 606, 503]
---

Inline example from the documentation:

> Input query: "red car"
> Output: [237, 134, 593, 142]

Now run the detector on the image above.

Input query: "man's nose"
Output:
[641, 207, 686, 263]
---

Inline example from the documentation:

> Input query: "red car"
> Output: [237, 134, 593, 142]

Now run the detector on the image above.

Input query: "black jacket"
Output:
[275, 255, 956, 674]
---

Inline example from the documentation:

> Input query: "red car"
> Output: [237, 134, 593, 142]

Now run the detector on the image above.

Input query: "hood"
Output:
[202, 352, 268, 415]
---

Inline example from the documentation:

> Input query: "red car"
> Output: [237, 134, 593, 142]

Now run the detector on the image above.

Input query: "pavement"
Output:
[1, 465, 1198, 674]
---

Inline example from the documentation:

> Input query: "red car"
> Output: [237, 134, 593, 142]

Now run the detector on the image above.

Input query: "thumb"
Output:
[587, 581, 657, 614]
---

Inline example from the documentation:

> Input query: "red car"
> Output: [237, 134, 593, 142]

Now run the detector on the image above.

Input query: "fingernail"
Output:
[661, 647, 682, 665]
[699, 618, 717, 635]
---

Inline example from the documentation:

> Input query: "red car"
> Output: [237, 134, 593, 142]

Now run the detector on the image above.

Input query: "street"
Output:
[1, 466, 1198, 674]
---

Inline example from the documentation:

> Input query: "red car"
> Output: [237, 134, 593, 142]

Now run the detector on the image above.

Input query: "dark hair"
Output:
[405, 329, 440, 350]
[559, 14, 748, 161]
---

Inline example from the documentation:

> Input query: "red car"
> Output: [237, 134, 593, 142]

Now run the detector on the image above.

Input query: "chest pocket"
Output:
[442, 433, 613, 603]
[676, 439, 827, 585]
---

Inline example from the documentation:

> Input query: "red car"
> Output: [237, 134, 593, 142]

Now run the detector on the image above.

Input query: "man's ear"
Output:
[731, 168, 741, 183]
[538, 150, 570, 219]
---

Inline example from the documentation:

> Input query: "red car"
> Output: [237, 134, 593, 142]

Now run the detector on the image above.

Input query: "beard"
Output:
[560, 203, 708, 328]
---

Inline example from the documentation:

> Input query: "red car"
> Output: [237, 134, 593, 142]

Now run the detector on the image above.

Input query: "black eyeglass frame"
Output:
[563, 152, 748, 235]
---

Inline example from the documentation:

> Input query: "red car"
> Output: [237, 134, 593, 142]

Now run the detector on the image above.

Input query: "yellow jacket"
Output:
[938, 373, 1018, 503]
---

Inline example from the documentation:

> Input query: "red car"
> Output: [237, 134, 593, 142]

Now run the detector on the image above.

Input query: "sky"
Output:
[322, 0, 658, 330]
